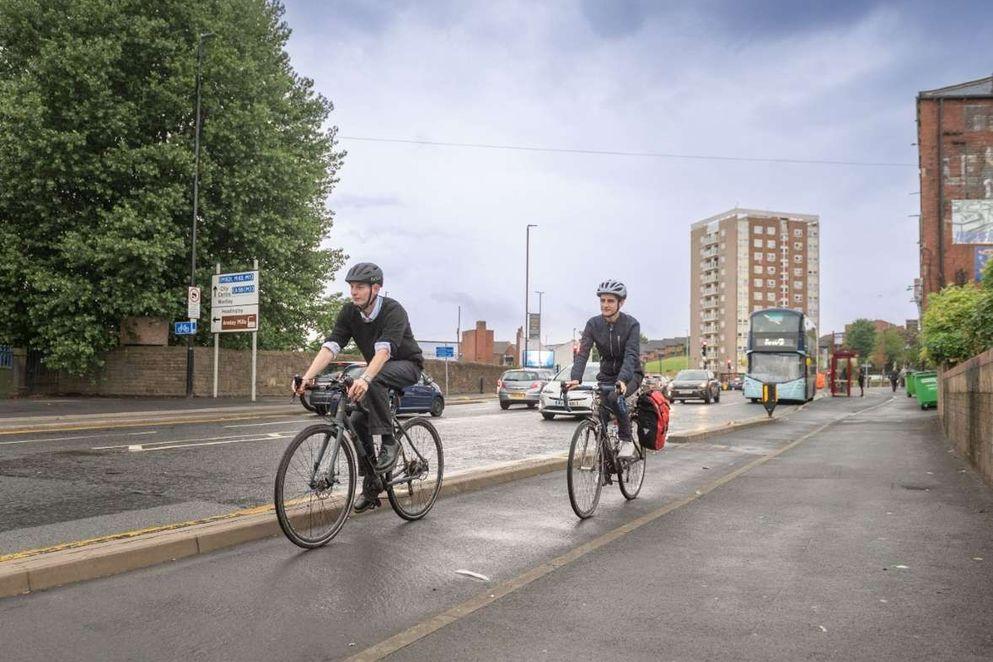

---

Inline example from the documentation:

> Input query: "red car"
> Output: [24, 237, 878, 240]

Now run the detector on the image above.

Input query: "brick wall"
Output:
[25, 346, 507, 398]
[938, 347, 993, 485]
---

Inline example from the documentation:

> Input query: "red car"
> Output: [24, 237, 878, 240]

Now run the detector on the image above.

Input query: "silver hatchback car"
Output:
[498, 369, 554, 409]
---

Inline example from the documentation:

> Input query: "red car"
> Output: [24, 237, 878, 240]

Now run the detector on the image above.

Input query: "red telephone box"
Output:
[830, 350, 858, 397]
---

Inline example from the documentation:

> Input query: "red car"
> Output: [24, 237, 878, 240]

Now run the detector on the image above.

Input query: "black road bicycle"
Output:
[562, 382, 647, 519]
[274, 374, 444, 548]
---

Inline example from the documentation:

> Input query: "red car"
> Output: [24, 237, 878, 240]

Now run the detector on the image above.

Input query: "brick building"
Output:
[916, 76, 993, 311]
[689, 208, 821, 373]
[461, 321, 494, 364]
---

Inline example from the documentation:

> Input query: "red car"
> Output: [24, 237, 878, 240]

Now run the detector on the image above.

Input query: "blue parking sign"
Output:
[174, 321, 198, 335]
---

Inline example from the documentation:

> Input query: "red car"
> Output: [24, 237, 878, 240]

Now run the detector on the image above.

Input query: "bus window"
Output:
[749, 353, 803, 383]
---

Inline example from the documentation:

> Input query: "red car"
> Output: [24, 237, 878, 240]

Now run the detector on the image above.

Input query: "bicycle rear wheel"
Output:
[387, 418, 444, 521]
[274, 424, 355, 548]
[617, 441, 647, 500]
[567, 420, 603, 519]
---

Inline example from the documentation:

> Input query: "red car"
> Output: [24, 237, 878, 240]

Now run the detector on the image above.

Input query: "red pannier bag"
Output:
[636, 390, 670, 451]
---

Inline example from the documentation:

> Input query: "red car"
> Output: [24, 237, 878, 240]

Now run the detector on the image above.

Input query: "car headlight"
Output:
[699, 382, 708, 388]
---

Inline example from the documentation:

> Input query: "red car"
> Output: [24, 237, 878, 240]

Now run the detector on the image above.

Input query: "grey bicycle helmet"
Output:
[344, 262, 384, 285]
[596, 279, 627, 299]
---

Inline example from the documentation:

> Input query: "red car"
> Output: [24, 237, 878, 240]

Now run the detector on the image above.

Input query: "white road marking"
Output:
[127, 433, 291, 452]
[223, 419, 307, 428]
[93, 430, 295, 451]
[0, 430, 158, 446]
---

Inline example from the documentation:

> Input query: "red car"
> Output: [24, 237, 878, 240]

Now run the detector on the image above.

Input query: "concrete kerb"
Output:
[0, 405, 795, 600]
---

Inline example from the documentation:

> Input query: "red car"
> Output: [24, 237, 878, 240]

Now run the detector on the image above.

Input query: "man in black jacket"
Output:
[295, 262, 423, 512]
[565, 279, 644, 450]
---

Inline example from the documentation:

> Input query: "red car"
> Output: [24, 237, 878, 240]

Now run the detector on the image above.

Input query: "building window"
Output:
[753, 291, 762, 301]
[753, 225, 762, 234]
[766, 240, 776, 249]
[793, 254, 803, 263]
[753, 265, 762, 274]
[754, 252, 763, 261]
[764, 253, 774, 262]
[793, 228, 803, 237]
[753, 238, 763, 248]
[753, 278, 763, 288]
[766, 279, 776, 288]
[794, 267, 803, 276]
[766, 292, 776, 302]
[794, 294, 803, 303]
[766, 266, 776, 275]
[793, 242, 802, 250]
[766, 226, 775, 235]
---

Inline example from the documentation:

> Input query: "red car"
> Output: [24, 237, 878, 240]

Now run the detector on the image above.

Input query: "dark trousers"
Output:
[603, 374, 643, 440]
[349, 359, 421, 470]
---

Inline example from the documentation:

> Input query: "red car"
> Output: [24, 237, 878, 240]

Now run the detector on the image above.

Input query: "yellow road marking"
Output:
[346, 397, 894, 661]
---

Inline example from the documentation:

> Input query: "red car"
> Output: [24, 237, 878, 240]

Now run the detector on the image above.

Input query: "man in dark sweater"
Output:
[295, 262, 423, 512]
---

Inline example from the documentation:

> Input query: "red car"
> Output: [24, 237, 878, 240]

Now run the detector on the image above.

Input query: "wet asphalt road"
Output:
[0, 391, 787, 554]
[1, 393, 990, 661]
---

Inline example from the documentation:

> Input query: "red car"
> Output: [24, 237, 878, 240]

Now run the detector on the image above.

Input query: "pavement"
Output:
[3, 392, 989, 661]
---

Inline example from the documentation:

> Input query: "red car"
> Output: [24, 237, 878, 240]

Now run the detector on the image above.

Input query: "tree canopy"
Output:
[0, 0, 345, 373]
[845, 319, 876, 364]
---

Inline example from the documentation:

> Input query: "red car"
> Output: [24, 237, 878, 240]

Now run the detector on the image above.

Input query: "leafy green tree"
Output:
[0, 0, 344, 374]
[872, 328, 905, 372]
[971, 257, 993, 354]
[845, 319, 877, 364]
[921, 284, 984, 366]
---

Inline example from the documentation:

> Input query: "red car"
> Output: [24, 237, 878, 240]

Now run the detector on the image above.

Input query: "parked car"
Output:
[729, 375, 744, 391]
[667, 369, 721, 404]
[308, 362, 445, 417]
[497, 369, 553, 410]
[538, 362, 601, 420]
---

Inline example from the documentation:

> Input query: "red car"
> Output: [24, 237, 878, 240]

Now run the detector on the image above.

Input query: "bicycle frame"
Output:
[305, 377, 431, 491]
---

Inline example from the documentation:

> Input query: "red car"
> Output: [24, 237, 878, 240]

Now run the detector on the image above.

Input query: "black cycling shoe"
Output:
[374, 441, 399, 472]
[353, 493, 381, 513]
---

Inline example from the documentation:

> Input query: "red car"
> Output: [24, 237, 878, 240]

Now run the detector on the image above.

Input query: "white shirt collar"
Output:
[359, 295, 383, 323]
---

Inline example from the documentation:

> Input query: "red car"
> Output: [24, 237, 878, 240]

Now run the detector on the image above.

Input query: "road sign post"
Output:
[435, 345, 455, 395]
[174, 321, 198, 335]
[209, 266, 261, 401]
[187, 286, 201, 320]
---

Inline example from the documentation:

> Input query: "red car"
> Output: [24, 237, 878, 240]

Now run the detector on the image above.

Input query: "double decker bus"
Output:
[743, 308, 817, 403]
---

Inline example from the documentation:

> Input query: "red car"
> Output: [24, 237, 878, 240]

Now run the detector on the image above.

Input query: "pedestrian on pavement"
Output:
[889, 369, 899, 393]
[857, 369, 865, 397]
[294, 262, 424, 513]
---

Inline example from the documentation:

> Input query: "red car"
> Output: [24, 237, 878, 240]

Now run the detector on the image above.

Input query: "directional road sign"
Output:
[211, 305, 259, 333]
[174, 321, 198, 335]
[211, 270, 259, 307]
[435, 346, 455, 358]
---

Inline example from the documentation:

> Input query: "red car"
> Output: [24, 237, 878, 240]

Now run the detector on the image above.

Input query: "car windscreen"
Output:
[675, 370, 708, 381]
[554, 365, 599, 383]
[749, 353, 803, 383]
[502, 371, 538, 381]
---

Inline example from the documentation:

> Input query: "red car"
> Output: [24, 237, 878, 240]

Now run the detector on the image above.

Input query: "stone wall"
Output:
[23, 346, 506, 398]
[939, 347, 993, 485]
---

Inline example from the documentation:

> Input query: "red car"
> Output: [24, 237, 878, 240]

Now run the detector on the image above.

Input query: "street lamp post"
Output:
[186, 31, 214, 398]
[524, 224, 537, 367]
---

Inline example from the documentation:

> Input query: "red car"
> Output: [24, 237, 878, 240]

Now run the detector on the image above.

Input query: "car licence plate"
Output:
[510, 392, 525, 399]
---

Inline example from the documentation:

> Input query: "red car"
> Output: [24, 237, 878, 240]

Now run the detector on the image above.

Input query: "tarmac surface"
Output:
[3, 392, 989, 661]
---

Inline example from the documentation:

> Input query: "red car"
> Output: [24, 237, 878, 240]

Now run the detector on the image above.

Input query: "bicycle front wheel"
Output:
[274, 424, 355, 548]
[387, 418, 444, 521]
[618, 441, 647, 500]
[567, 420, 603, 519]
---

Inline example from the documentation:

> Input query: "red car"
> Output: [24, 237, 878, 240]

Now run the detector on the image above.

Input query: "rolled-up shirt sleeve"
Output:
[373, 341, 392, 357]
[321, 341, 342, 355]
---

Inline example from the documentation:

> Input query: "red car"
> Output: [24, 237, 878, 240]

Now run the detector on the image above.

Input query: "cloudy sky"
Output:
[280, 0, 991, 345]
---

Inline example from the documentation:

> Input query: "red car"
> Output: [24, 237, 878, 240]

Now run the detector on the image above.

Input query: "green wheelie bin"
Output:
[914, 371, 938, 410]
[905, 371, 917, 398]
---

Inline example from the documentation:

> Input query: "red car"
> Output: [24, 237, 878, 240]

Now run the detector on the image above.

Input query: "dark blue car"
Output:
[304, 362, 445, 417]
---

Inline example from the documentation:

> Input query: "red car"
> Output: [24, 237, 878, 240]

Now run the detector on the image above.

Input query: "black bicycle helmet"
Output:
[344, 262, 384, 285]
[596, 279, 627, 299]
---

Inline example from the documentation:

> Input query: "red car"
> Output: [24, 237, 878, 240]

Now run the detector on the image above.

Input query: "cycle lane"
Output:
[1, 395, 872, 661]
[387, 396, 993, 662]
